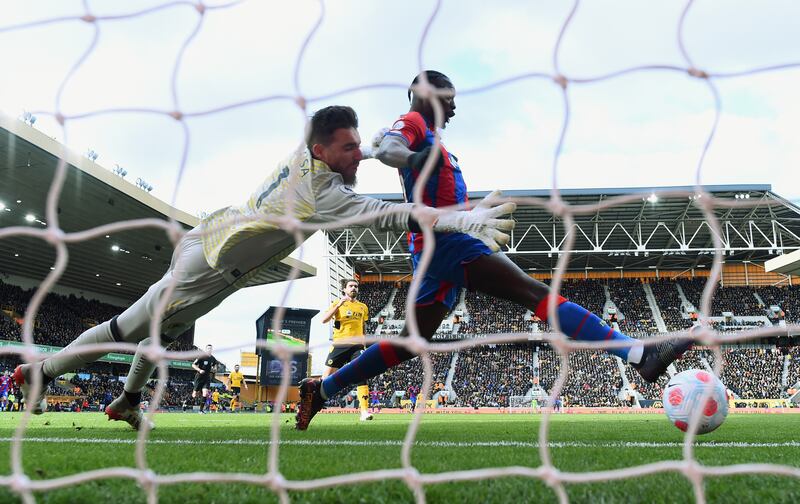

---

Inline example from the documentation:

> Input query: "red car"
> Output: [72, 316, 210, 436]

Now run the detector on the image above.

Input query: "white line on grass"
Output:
[1, 437, 799, 449]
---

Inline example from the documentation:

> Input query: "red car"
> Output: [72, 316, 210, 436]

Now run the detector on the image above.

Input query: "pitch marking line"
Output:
[2, 437, 799, 449]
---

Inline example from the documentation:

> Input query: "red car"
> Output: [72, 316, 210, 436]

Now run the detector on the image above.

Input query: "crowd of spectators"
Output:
[451, 343, 534, 407]
[459, 292, 529, 335]
[608, 279, 656, 334]
[650, 278, 694, 331]
[538, 344, 625, 407]
[0, 280, 123, 347]
[721, 347, 784, 399]
[757, 285, 800, 324]
[391, 282, 411, 319]
[358, 282, 393, 318]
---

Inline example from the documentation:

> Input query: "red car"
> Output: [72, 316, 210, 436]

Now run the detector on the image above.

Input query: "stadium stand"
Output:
[391, 282, 410, 319]
[459, 292, 529, 335]
[650, 278, 694, 331]
[721, 347, 784, 399]
[756, 285, 800, 323]
[608, 279, 656, 334]
[357, 281, 393, 318]
[3, 273, 799, 410]
[451, 343, 534, 407]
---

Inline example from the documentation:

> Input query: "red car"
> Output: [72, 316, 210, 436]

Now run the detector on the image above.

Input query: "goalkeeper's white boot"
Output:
[360, 410, 374, 421]
[12, 364, 48, 414]
[105, 395, 155, 431]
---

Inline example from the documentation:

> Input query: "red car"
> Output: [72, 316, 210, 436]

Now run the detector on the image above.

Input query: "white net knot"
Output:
[45, 227, 65, 245]
[540, 466, 562, 488]
[266, 473, 286, 492]
[687, 67, 709, 79]
[9, 474, 31, 494]
[80, 14, 97, 24]
[271, 341, 293, 361]
[21, 348, 39, 363]
[143, 345, 165, 363]
[545, 197, 566, 217]
[294, 95, 307, 111]
[195, 2, 206, 15]
[404, 334, 428, 356]
[681, 460, 704, 484]
[138, 469, 157, 489]
[402, 467, 421, 487]
[553, 74, 568, 89]
[54, 113, 65, 126]
[689, 325, 716, 347]
[168, 110, 184, 121]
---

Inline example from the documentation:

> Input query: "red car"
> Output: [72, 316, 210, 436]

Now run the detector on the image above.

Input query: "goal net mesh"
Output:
[1, 1, 799, 503]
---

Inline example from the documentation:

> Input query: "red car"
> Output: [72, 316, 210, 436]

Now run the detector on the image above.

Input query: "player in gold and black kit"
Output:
[321, 278, 373, 421]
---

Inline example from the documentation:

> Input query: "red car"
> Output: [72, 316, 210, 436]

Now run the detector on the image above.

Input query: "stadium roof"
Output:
[328, 185, 800, 275]
[0, 114, 315, 303]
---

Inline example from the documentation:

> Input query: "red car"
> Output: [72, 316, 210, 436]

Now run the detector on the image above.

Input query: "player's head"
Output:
[408, 70, 456, 128]
[308, 105, 362, 186]
[205, 344, 213, 353]
[234, 364, 240, 371]
[341, 278, 359, 299]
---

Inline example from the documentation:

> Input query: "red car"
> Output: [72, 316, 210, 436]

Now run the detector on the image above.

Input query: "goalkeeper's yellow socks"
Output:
[357, 384, 369, 412]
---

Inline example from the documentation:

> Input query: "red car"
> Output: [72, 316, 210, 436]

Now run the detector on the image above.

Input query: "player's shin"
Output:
[535, 295, 643, 363]
[121, 338, 158, 406]
[321, 341, 412, 399]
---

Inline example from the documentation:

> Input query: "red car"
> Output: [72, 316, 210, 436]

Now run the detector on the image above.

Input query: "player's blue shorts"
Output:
[0, 391, 8, 400]
[411, 232, 493, 309]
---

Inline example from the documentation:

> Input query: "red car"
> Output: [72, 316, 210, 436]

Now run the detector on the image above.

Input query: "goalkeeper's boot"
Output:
[295, 378, 325, 431]
[12, 364, 48, 415]
[105, 394, 156, 431]
[633, 337, 693, 383]
[360, 410, 374, 421]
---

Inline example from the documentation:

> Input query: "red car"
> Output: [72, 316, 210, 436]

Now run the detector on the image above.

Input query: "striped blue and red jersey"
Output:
[385, 111, 468, 253]
[0, 375, 11, 394]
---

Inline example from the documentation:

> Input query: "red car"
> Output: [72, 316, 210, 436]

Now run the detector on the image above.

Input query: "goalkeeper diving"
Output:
[12, 105, 515, 430]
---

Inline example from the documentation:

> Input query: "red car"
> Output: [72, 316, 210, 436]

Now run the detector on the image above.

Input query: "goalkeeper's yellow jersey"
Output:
[331, 300, 369, 341]
[229, 371, 244, 387]
[199, 146, 415, 288]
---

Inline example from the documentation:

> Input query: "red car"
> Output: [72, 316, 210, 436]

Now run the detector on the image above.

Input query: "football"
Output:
[662, 369, 729, 435]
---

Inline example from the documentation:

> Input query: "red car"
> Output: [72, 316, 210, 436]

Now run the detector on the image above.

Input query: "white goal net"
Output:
[1, 1, 799, 503]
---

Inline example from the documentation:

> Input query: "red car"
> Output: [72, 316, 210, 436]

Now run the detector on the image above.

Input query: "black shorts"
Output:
[231, 386, 241, 395]
[194, 375, 211, 391]
[325, 344, 367, 369]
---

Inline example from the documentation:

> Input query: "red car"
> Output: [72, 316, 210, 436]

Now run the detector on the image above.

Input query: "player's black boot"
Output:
[295, 378, 325, 431]
[633, 337, 693, 383]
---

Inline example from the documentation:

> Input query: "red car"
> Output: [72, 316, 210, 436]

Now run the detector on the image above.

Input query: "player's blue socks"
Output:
[535, 295, 638, 360]
[322, 341, 408, 399]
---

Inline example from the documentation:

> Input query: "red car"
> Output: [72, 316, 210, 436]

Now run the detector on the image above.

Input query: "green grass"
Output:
[1, 412, 799, 503]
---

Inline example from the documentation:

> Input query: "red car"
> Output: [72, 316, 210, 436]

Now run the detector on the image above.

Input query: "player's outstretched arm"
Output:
[314, 178, 515, 251]
[424, 192, 516, 252]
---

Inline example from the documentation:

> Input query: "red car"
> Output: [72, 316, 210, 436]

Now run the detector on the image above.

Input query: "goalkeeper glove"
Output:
[432, 190, 516, 252]
[407, 145, 445, 172]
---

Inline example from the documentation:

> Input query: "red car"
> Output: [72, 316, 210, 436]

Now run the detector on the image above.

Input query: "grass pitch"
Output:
[1, 411, 799, 503]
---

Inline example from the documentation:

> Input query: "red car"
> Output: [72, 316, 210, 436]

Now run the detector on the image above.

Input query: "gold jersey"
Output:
[229, 371, 244, 387]
[331, 300, 369, 341]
